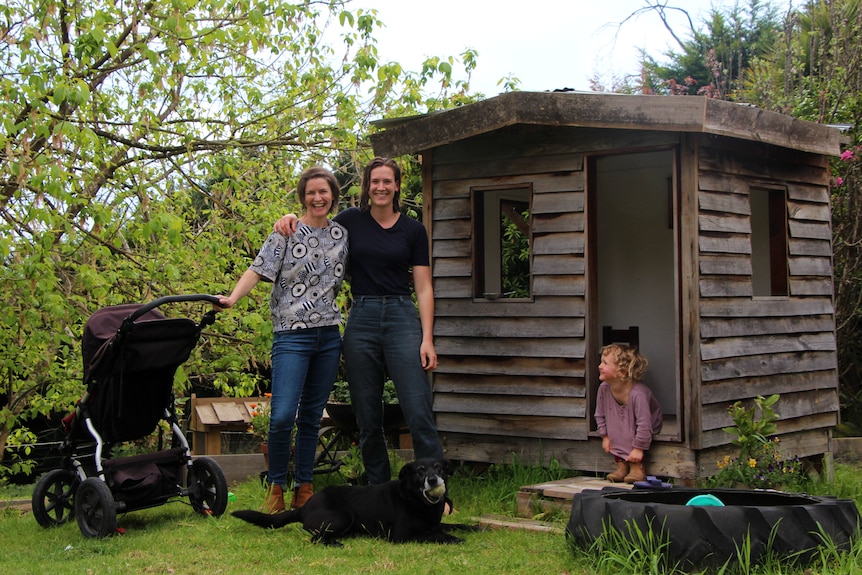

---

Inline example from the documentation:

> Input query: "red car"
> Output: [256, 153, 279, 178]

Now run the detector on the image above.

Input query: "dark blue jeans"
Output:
[343, 296, 443, 483]
[267, 325, 341, 487]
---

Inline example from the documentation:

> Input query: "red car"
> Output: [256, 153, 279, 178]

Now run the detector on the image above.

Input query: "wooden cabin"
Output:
[369, 91, 844, 481]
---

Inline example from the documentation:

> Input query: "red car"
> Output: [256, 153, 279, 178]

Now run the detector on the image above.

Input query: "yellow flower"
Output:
[748, 458, 757, 468]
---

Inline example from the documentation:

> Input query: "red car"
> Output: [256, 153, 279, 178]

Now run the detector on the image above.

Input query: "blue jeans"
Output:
[342, 296, 443, 483]
[267, 326, 341, 487]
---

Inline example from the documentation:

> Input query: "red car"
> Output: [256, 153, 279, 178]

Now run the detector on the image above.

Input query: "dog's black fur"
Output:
[232, 458, 479, 546]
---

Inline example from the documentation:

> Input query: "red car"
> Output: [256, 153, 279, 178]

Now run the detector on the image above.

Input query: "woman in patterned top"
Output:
[217, 166, 348, 512]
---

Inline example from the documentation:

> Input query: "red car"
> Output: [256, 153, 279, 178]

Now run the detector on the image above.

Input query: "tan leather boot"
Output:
[262, 483, 285, 513]
[625, 462, 646, 484]
[606, 460, 628, 482]
[291, 482, 314, 508]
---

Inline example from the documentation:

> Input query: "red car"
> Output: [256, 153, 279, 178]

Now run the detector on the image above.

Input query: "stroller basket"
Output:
[33, 295, 229, 538]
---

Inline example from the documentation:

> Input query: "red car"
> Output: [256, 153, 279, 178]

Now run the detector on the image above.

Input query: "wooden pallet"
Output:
[516, 475, 632, 518]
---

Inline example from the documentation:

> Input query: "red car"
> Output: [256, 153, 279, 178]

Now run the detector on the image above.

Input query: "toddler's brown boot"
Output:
[625, 462, 646, 484]
[606, 460, 628, 482]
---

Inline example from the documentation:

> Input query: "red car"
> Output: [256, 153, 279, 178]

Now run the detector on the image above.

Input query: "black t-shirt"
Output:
[333, 207, 430, 296]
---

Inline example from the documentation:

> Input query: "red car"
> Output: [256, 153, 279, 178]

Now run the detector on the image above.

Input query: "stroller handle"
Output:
[126, 294, 222, 324]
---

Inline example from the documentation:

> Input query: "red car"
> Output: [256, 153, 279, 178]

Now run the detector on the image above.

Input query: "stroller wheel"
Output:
[32, 469, 79, 528]
[188, 457, 228, 517]
[75, 477, 117, 538]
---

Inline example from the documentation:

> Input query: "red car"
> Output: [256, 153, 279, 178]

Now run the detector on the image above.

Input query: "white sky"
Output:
[349, 0, 729, 96]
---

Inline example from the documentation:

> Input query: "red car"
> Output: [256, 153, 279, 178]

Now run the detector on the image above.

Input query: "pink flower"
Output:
[841, 150, 854, 161]
[835, 177, 844, 186]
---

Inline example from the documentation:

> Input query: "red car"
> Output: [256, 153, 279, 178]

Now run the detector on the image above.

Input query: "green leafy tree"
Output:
[0, 0, 478, 477]
[734, 0, 862, 427]
[635, 0, 781, 97]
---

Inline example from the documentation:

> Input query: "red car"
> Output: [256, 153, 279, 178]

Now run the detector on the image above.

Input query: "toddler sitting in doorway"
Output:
[594, 344, 663, 483]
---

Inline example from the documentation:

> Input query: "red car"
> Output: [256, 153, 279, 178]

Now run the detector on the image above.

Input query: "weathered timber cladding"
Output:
[696, 135, 839, 449]
[429, 125, 598, 458]
[368, 92, 841, 480]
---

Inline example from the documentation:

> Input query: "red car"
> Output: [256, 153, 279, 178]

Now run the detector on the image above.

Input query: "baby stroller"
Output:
[31, 295, 229, 538]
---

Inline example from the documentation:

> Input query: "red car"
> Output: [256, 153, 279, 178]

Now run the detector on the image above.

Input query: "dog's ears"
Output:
[398, 460, 416, 481]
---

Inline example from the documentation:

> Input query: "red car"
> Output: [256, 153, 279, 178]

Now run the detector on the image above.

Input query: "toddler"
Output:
[594, 344, 663, 483]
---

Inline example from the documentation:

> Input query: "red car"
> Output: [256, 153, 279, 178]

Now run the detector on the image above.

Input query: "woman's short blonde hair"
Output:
[601, 343, 648, 382]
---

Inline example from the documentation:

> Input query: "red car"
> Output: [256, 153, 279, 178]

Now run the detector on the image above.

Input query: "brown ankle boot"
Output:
[262, 483, 285, 513]
[607, 460, 628, 482]
[291, 483, 314, 508]
[625, 462, 646, 484]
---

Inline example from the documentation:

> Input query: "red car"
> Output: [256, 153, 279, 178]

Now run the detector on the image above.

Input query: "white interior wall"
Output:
[596, 150, 677, 415]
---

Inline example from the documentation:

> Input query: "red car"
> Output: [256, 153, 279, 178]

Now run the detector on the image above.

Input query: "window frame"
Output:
[471, 183, 534, 301]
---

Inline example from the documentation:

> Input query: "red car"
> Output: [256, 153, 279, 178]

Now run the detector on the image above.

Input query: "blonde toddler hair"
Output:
[601, 344, 648, 382]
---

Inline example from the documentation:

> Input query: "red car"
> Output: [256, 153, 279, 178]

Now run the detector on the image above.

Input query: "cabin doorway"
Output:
[588, 149, 681, 438]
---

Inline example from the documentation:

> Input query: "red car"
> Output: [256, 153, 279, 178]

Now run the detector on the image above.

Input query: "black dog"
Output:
[232, 458, 478, 546]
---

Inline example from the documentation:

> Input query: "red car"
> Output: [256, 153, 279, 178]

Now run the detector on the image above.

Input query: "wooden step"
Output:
[517, 475, 632, 518]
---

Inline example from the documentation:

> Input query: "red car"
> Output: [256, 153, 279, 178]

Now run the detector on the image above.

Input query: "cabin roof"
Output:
[369, 91, 842, 158]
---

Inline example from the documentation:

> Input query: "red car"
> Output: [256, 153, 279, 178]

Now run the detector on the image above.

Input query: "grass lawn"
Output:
[0, 460, 582, 575]
[4, 460, 862, 574]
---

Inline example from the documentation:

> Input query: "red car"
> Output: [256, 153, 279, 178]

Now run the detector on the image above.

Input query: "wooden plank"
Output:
[789, 220, 831, 241]
[435, 297, 585, 317]
[788, 200, 831, 222]
[435, 316, 582, 338]
[435, 393, 586, 417]
[700, 350, 838, 381]
[432, 238, 471, 258]
[212, 402, 245, 423]
[433, 373, 585, 397]
[533, 254, 585, 275]
[432, 277, 472, 298]
[432, 198, 470, 221]
[697, 188, 751, 217]
[788, 182, 830, 203]
[533, 232, 584, 255]
[699, 254, 752, 275]
[789, 256, 832, 276]
[531, 190, 584, 214]
[432, 171, 582, 198]
[699, 145, 829, 183]
[698, 174, 749, 198]
[433, 356, 585, 378]
[195, 404, 220, 427]
[699, 213, 749, 233]
[698, 234, 751, 254]
[789, 237, 832, 257]
[700, 332, 836, 361]
[436, 336, 584, 358]
[436, 413, 587, 440]
[533, 275, 585, 296]
[479, 514, 562, 533]
[697, 429, 830, 473]
[699, 277, 753, 297]
[790, 278, 835, 296]
[439, 432, 698, 480]
[700, 388, 839, 431]
[531, 212, 583, 234]
[431, 219, 472, 240]
[433, 257, 472, 277]
[700, 297, 834, 317]
[700, 417, 835, 450]
[701, 370, 838, 404]
[700, 315, 835, 338]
